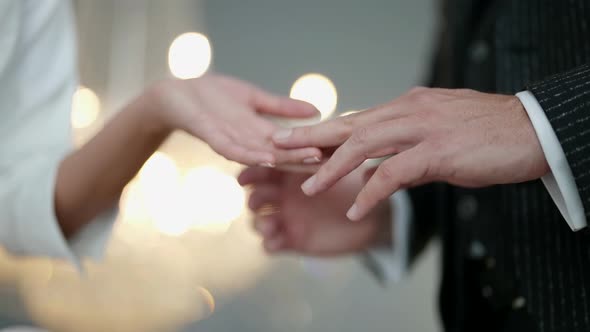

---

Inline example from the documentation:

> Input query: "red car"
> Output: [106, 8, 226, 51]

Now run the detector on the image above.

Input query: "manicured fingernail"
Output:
[272, 129, 293, 142]
[301, 175, 317, 196]
[266, 237, 284, 251]
[303, 156, 321, 164]
[258, 162, 276, 168]
[346, 204, 361, 221]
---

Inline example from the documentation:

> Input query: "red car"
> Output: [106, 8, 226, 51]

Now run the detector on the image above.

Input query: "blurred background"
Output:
[0, 0, 440, 331]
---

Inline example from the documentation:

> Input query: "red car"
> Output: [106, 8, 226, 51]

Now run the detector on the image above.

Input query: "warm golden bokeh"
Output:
[168, 32, 212, 80]
[290, 73, 338, 120]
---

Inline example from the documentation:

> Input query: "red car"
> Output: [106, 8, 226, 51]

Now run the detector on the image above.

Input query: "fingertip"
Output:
[261, 153, 276, 167]
[346, 203, 363, 221]
[258, 162, 276, 168]
[237, 171, 251, 186]
[303, 156, 322, 164]
[301, 175, 318, 196]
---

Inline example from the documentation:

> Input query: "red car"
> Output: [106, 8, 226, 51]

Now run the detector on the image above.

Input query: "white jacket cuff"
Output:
[516, 91, 587, 231]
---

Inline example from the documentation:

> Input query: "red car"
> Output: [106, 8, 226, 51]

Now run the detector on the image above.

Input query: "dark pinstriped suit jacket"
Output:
[410, 1, 590, 331]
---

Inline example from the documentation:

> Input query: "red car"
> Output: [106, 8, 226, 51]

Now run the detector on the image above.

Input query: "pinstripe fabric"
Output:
[411, 1, 590, 331]
[529, 65, 590, 218]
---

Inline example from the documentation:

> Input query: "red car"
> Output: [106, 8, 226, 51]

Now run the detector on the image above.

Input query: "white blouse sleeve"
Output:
[0, 0, 115, 266]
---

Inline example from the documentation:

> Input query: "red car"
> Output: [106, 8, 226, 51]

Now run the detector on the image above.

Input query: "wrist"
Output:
[137, 81, 177, 136]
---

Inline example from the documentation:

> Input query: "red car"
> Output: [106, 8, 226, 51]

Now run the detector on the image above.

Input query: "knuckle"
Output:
[335, 118, 355, 141]
[424, 158, 441, 179]
[298, 126, 313, 140]
[350, 127, 370, 146]
[437, 150, 457, 180]
[376, 163, 395, 182]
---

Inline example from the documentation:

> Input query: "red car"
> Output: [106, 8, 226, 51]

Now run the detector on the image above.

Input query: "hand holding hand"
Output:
[238, 165, 391, 256]
[273, 88, 549, 221]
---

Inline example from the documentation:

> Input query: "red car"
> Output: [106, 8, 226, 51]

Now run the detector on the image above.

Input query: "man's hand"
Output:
[148, 74, 322, 166]
[272, 88, 550, 221]
[238, 166, 391, 256]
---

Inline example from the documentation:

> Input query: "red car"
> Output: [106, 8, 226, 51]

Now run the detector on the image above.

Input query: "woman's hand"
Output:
[148, 74, 323, 166]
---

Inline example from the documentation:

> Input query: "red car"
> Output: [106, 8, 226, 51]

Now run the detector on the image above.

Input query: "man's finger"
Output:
[272, 102, 409, 149]
[300, 119, 421, 196]
[347, 146, 432, 221]
[271, 117, 353, 149]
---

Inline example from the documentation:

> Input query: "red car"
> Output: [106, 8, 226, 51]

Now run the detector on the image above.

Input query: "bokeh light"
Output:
[71, 86, 100, 129]
[119, 152, 181, 231]
[137, 152, 180, 191]
[290, 73, 338, 119]
[120, 155, 245, 236]
[176, 166, 245, 234]
[168, 32, 212, 79]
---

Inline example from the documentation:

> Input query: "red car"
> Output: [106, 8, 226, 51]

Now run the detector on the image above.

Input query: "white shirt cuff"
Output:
[516, 91, 587, 231]
[363, 190, 412, 284]
[13, 158, 116, 269]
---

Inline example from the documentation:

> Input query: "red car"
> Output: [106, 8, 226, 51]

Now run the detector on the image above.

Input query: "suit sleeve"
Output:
[528, 64, 590, 225]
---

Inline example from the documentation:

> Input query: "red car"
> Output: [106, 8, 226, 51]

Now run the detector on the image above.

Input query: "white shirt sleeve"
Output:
[0, 0, 115, 267]
[516, 91, 587, 231]
[362, 190, 412, 284]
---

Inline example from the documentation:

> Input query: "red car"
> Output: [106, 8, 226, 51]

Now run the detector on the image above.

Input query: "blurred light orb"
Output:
[168, 32, 212, 79]
[290, 73, 337, 119]
[138, 152, 180, 191]
[178, 166, 245, 234]
[118, 180, 151, 225]
[137, 152, 183, 233]
[71, 86, 100, 129]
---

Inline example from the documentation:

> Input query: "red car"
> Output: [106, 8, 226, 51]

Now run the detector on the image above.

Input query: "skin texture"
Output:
[54, 74, 322, 237]
[238, 165, 392, 256]
[272, 87, 550, 221]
